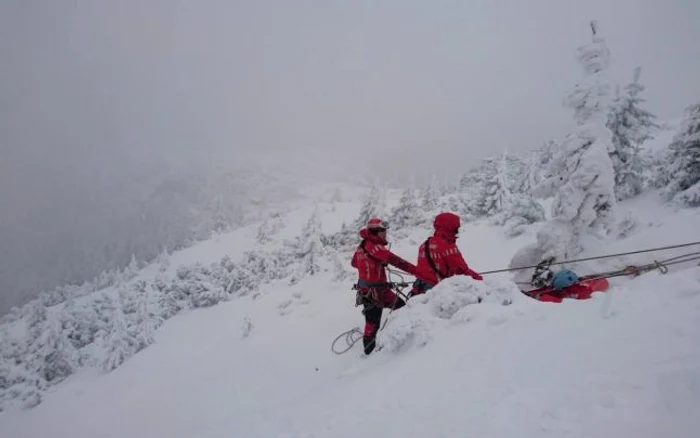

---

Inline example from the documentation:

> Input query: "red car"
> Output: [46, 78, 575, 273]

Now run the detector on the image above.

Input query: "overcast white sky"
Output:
[2, 0, 699, 190]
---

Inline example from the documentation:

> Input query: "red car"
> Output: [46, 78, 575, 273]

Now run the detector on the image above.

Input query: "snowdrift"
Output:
[379, 276, 516, 353]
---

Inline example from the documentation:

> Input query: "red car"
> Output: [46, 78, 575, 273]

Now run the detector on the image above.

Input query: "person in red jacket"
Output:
[351, 217, 434, 355]
[410, 212, 483, 296]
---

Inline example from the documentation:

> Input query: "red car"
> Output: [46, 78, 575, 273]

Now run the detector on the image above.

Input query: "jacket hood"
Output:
[433, 212, 461, 244]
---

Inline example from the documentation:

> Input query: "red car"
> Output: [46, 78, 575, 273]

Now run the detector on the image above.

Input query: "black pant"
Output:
[362, 294, 405, 355]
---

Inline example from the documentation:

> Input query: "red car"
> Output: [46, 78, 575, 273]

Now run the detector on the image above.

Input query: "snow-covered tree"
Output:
[491, 152, 546, 237]
[607, 67, 659, 200]
[471, 156, 509, 217]
[420, 175, 444, 212]
[388, 188, 425, 233]
[530, 21, 617, 262]
[100, 296, 135, 372]
[36, 313, 80, 384]
[499, 197, 546, 238]
[210, 194, 229, 233]
[127, 282, 156, 350]
[524, 140, 557, 197]
[289, 208, 326, 285]
[496, 151, 514, 204]
[325, 182, 385, 251]
[255, 211, 284, 244]
[662, 102, 700, 207]
[155, 246, 170, 273]
[353, 182, 386, 230]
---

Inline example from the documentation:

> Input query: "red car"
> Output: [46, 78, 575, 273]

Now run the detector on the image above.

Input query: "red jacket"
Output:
[351, 228, 434, 285]
[416, 213, 482, 284]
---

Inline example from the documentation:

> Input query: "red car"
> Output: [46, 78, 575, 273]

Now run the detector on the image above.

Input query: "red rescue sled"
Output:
[521, 277, 610, 303]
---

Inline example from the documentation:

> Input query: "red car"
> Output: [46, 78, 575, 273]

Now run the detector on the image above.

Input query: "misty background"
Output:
[1, 0, 699, 314]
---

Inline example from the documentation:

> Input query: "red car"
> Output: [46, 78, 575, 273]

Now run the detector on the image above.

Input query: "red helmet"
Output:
[366, 217, 388, 231]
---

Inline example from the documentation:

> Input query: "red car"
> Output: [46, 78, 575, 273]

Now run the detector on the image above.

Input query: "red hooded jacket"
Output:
[351, 228, 434, 285]
[416, 212, 482, 285]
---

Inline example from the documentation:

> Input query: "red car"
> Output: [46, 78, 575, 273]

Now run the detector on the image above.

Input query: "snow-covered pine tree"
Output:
[496, 150, 514, 205]
[456, 163, 484, 216]
[325, 182, 384, 251]
[388, 187, 424, 233]
[662, 101, 700, 207]
[101, 295, 137, 372]
[471, 155, 510, 218]
[289, 207, 326, 285]
[607, 66, 659, 200]
[211, 193, 229, 233]
[127, 281, 156, 349]
[492, 151, 546, 236]
[255, 211, 284, 244]
[525, 140, 557, 198]
[353, 182, 385, 230]
[420, 175, 444, 213]
[529, 21, 617, 262]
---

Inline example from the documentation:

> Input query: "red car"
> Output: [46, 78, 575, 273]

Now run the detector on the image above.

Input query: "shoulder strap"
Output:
[423, 238, 445, 280]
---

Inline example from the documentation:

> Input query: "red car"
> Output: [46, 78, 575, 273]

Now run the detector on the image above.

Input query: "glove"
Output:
[468, 271, 483, 281]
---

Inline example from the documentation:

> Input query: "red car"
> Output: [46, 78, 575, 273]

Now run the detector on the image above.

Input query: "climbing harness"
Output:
[332, 267, 411, 355]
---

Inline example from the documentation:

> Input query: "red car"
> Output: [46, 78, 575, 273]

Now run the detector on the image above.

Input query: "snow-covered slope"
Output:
[1, 189, 699, 438]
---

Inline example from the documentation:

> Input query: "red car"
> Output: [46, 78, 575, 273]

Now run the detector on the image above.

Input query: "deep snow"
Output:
[1, 187, 699, 438]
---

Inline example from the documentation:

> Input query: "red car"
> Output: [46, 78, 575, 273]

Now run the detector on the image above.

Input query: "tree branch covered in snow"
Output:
[661, 102, 700, 207]
[606, 67, 659, 200]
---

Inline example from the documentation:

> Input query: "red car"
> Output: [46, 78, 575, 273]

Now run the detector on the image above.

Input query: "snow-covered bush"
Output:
[492, 195, 546, 238]
[227, 249, 296, 295]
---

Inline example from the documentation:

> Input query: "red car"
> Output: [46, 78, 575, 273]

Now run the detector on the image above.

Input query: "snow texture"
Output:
[0, 177, 699, 438]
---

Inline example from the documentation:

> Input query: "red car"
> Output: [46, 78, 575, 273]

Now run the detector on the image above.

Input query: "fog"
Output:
[1, 0, 699, 312]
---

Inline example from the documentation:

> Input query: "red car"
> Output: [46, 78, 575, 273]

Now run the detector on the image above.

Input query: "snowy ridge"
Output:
[0, 182, 699, 437]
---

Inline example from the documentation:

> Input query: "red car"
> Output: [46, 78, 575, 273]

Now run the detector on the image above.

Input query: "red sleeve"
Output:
[362, 240, 392, 263]
[442, 244, 469, 275]
[365, 241, 435, 283]
[441, 243, 482, 280]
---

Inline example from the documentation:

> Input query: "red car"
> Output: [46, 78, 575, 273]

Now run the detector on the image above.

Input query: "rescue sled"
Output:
[521, 276, 610, 303]
[520, 260, 611, 303]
